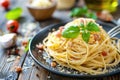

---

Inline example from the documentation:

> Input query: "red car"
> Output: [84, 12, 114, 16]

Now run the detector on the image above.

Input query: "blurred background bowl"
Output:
[26, 0, 57, 21]
[57, 0, 75, 10]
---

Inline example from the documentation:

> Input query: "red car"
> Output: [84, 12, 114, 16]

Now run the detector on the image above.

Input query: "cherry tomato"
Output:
[0, 0, 10, 10]
[6, 20, 19, 33]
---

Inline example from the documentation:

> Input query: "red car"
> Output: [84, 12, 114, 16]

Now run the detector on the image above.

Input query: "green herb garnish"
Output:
[86, 22, 100, 31]
[70, 6, 97, 20]
[62, 26, 80, 38]
[6, 7, 22, 20]
[62, 22, 100, 43]
[24, 39, 31, 52]
[82, 31, 90, 43]
[85, 12, 97, 20]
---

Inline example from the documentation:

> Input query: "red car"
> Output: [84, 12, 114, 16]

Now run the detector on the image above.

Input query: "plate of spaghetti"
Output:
[29, 18, 120, 78]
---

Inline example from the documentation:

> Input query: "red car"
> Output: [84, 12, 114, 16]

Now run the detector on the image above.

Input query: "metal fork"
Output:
[108, 25, 120, 37]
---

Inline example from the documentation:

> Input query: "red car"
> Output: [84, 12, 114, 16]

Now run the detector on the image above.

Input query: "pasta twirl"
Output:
[43, 18, 120, 75]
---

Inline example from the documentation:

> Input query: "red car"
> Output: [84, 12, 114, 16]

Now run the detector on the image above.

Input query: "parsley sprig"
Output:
[62, 22, 100, 43]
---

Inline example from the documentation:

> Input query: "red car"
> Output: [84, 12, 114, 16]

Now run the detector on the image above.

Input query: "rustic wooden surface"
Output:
[0, 0, 120, 80]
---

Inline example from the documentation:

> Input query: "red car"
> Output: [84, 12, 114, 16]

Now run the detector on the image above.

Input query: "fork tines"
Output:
[108, 25, 120, 37]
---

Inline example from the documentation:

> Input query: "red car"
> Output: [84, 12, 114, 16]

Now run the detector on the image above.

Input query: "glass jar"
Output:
[84, 0, 118, 12]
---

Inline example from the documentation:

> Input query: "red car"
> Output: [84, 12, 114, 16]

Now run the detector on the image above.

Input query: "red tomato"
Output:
[0, 0, 10, 9]
[6, 20, 19, 33]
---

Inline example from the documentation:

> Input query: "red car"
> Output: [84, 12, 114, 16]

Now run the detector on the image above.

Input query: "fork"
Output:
[108, 25, 120, 37]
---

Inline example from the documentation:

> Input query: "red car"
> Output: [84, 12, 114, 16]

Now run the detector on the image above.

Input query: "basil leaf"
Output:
[62, 26, 80, 38]
[85, 12, 97, 20]
[86, 22, 100, 32]
[6, 7, 23, 20]
[80, 23, 84, 28]
[70, 6, 97, 20]
[70, 8, 83, 17]
[82, 31, 90, 43]
[70, 6, 88, 17]
[81, 6, 88, 13]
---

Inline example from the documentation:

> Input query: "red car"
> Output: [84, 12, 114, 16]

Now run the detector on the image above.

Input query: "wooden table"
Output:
[0, 0, 120, 80]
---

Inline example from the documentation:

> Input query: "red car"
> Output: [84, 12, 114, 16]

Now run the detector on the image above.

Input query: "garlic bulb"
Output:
[0, 33, 17, 48]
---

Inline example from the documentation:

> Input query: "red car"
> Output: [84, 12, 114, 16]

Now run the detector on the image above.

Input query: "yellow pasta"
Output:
[43, 18, 120, 75]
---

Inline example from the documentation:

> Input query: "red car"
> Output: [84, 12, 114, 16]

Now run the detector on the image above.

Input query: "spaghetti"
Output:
[43, 18, 120, 75]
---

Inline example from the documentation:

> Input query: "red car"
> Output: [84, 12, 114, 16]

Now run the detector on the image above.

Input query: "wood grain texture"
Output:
[18, 54, 49, 80]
